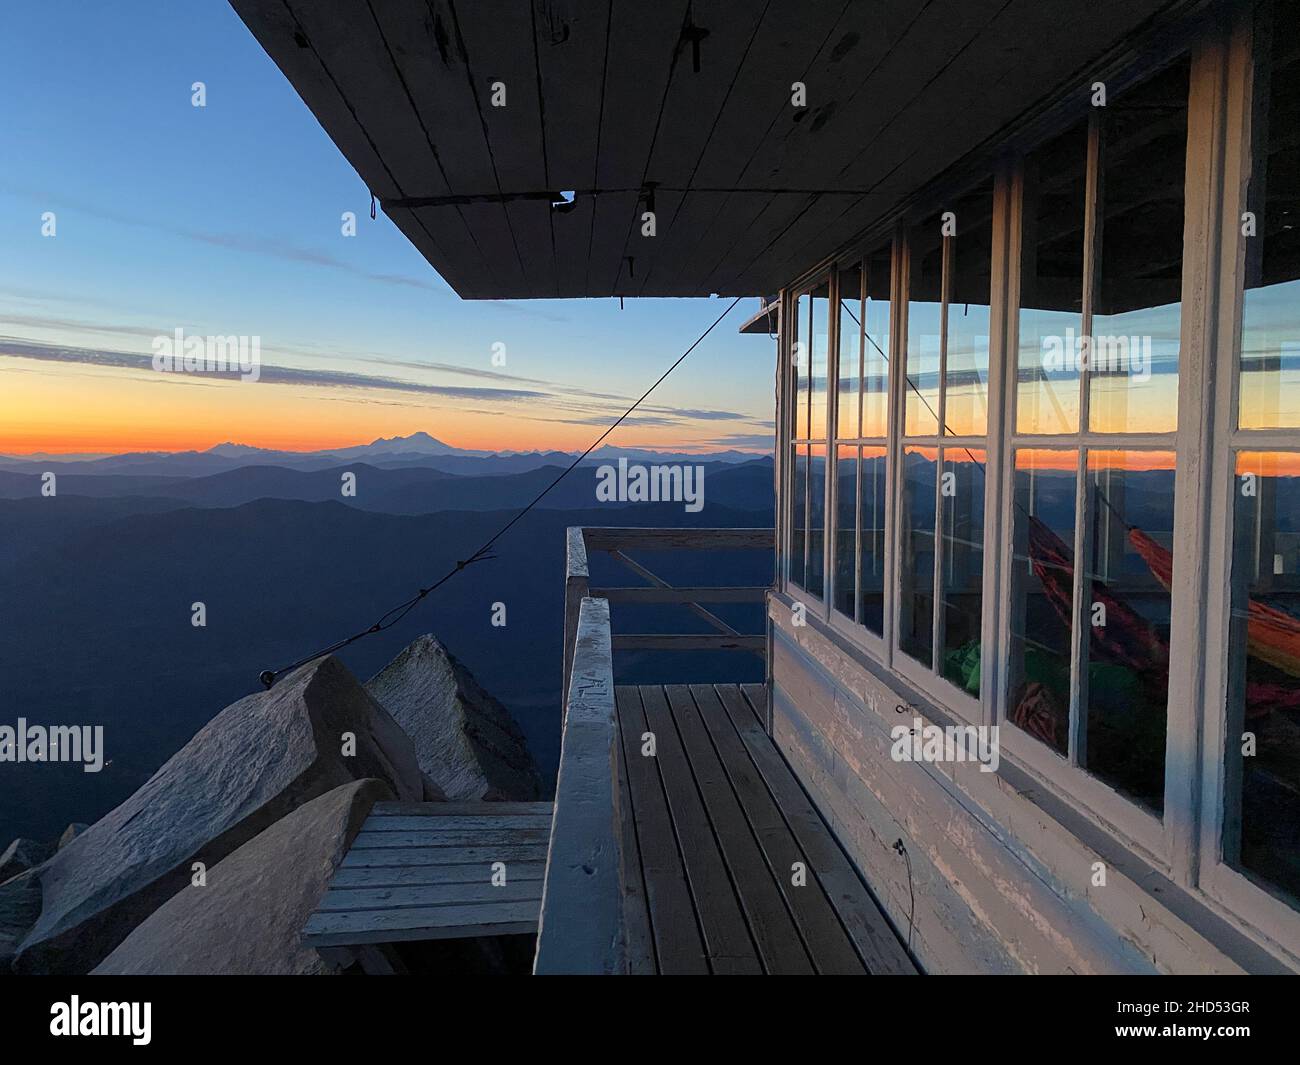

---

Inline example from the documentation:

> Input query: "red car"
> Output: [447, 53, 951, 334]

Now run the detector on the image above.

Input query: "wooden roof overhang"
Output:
[230, 0, 1197, 300]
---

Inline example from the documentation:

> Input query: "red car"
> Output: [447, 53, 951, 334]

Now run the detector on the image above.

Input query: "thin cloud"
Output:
[0, 181, 568, 321]
[0, 338, 547, 401]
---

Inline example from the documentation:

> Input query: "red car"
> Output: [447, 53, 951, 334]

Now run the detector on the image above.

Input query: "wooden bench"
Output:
[303, 801, 554, 972]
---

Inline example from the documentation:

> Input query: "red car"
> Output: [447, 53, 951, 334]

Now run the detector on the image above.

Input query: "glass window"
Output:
[1226, 452, 1300, 903]
[1090, 59, 1190, 434]
[811, 285, 830, 441]
[860, 446, 888, 635]
[808, 443, 827, 598]
[1240, 4, 1300, 430]
[833, 247, 892, 633]
[905, 215, 943, 437]
[1082, 451, 1176, 811]
[1221, 0, 1300, 911]
[897, 184, 992, 688]
[941, 448, 987, 693]
[1017, 120, 1088, 435]
[789, 280, 830, 598]
[1007, 67, 1188, 804]
[1007, 449, 1078, 756]
[794, 291, 810, 440]
[791, 444, 807, 589]
[899, 447, 938, 664]
[834, 444, 857, 618]
[864, 246, 892, 438]
[838, 266, 862, 440]
[946, 190, 994, 437]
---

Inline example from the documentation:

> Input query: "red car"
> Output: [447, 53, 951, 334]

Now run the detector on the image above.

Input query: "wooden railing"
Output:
[538, 526, 773, 974]
[534, 595, 624, 974]
[562, 526, 773, 696]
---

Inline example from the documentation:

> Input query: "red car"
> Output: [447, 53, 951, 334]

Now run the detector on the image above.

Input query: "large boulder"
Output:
[94, 778, 392, 976]
[15, 656, 421, 974]
[0, 838, 54, 884]
[0, 870, 42, 972]
[366, 635, 542, 801]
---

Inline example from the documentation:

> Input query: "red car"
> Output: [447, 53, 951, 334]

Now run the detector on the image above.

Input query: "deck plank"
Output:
[725, 685, 917, 975]
[319, 881, 543, 913]
[693, 684, 866, 975]
[306, 800, 552, 951]
[339, 844, 550, 868]
[664, 685, 813, 975]
[615, 686, 708, 974]
[740, 682, 769, 728]
[362, 815, 553, 831]
[370, 802, 553, 817]
[330, 863, 546, 889]
[351, 828, 551, 849]
[637, 685, 762, 974]
[303, 900, 541, 947]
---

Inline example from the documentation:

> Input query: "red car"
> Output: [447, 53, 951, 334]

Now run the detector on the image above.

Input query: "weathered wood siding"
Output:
[767, 594, 1291, 974]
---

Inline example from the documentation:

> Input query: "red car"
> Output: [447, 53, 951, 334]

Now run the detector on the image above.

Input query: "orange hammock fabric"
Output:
[1128, 527, 1300, 679]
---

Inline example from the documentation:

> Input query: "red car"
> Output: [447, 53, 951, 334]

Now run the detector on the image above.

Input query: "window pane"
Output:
[1227, 452, 1300, 903]
[899, 447, 938, 665]
[794, 291, 810, 439]
[808, 443, 827, 598]
[1082, 450, 1176, 812]
[837, 267, 862, 440]
[1007, 449, 1078, 755]
[947, 182, 994, 437]
[811, 282, 830, 440]
[941, 448, 986, 694]
[906, 215, 943, 436]
[863, 244, 892, 438]
[833, 445, 857, 618]
[790, 444, 807, 588]
[859, 446, 888, 636]
[1240, 8, 1300, 429]
[1017, 120, 1088, 434]
[1090, 60, 1189, 434]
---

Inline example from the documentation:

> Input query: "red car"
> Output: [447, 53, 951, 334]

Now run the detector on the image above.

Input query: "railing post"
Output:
[536, 596, 625, 974]
[562, 526, 589, 702]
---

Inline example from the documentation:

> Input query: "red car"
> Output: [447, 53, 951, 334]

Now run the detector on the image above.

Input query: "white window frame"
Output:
[1193, 5, 1300, 955]
[783, 278, 832, 610]
[825, 247, 896, 665]
[772, 5, 1300, 954]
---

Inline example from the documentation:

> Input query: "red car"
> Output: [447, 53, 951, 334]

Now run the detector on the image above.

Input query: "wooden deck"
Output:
[615, 684, 916, 974]
[303, 802, 553, 954]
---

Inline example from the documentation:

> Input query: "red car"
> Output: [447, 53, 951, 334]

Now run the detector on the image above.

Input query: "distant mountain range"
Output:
[0, 432, 774, 844]
[0, 431, 769, 477]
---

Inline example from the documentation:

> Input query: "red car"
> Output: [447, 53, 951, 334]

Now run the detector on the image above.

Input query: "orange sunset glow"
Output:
[0, 356, 760, 456]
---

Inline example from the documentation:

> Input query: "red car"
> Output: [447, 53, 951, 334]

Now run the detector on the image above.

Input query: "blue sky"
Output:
[0, 1, 773, 455]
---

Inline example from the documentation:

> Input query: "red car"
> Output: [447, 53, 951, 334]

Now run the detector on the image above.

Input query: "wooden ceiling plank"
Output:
[230, 0, 477, 288]
[680, 0, 995, 295]
[451, 0, 552, 295]
[663, 0, 855, 296]
[628, 1, 771, 295]
[277, 0, 496, 293]
[744, 0, 1177, 294]
[536, 0, 612, 298]
[726, 0, 1168, 295]
[587, 0, 691, 295]
[368, 0, 524, 293]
